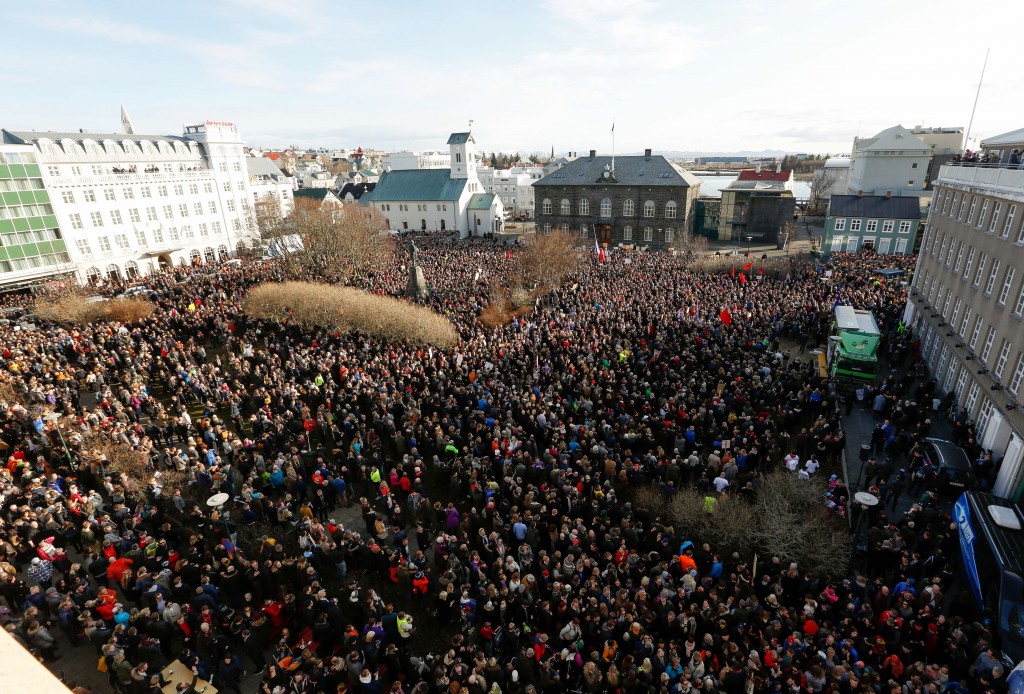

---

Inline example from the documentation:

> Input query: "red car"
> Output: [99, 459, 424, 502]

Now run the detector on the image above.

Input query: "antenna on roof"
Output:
[468, 119, 474, 133]
[963, 48, 989, 152]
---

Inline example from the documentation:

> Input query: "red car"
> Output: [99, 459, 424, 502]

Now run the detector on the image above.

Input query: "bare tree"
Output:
[809, 168, 838, 213]
[515, 229, 582, 293]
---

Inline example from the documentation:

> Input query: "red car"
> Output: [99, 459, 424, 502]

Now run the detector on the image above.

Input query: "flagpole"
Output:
[611, 118, 616, 175]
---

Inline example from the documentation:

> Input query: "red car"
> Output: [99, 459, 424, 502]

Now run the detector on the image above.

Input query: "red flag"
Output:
[506, 248, 512, 261]
[719, 308, 732, 326]
[739, 272, 747, 285]
[758, 266, 764, 275]
[599, 247, 605, 263]
[730, 266, 735, 277]
[742, 262, 753, 272]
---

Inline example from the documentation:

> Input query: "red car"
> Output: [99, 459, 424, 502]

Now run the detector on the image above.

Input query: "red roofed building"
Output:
[737, 167, 795, 186]
[718, 164, 796, 246]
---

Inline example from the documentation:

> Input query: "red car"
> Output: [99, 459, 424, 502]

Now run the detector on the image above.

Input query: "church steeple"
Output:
[447, 131, 476, 180]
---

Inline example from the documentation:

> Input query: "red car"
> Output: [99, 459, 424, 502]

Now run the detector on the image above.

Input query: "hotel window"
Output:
[986, 260, 1001, 294]
[129, 208, 141, 223]
[90, 212, 104, 227]
[203, 183, 213, 194]
[578, 198, 589, 215]
[999, 267, 1016, 305]
[208, 201, 217, 214]
[560, 199, 570, 215]
[1012, 354, 1024, 396]
[61, 191, 74, 204]
[168, 227, 179, 241]
[163, 205, 173, 219]
[135, 230, 147, 247]
[115, 233, 130, 250]
[184, 225, 195, 239]
[982, 327, 997, 361]
[69, 213, 83, 229]
[91, 165, 103, 175]
[219, 162, 227, 172]
[977, 199, 989, 229]
[866, 219, 877, 232]
[141, 186, 151, 198]
[850, 219, 861, 232]
[1005, 204, 1018, 239]
[232, 219, 241, 232]
[223, 182, 230, 192]
[600, 198, 612, 217]
[834, 219, 846, 231]
[153, 228, 164, 244]
[189, 183, 199, 195]
[233, 162, 241, 172]
[967, 196, 977, 225]
[75, 239, 92, 257]
[995, 340, 1013, 379]
[226, 199, 236, 212]
[84, 189, 96, 202]
[237, 181, 245, 191]
[623, 199, 635, 217]
[199, 223, 209, 237]
[46, 165, 59, 176]
[147, 207, 158, 221]
[643, 227, 653, 241]
[665, 201, 677, 219]
[124, 188, 134, 200]
[179, 204, 189, 217]
[110, 210, 123, 225]
[623, 226, 632, 240]
[542, 199, 551, 214]
[173, 184, 183, 196]
[194, 202, 203, 216]
[898, 221, 911, 233]
[158, 185, 168, 197]
[882, 220, 894, 233]
[98, 235, 111, 252]
[988, 202, 1002, 233]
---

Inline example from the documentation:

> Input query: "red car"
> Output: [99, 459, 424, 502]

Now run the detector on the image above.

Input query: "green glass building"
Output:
[0, 146, 72, 288]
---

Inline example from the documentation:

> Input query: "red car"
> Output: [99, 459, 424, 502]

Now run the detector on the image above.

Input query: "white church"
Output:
[362, 132, 504, 237]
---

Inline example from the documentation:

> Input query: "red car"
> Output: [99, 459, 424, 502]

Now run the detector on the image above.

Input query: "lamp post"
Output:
[42, 412, 73, 468]
[746, 235, 753, 258]
[206, 492, 231, 541]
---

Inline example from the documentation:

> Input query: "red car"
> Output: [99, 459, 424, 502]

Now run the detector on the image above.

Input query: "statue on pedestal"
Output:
[406, 240, 428, 300]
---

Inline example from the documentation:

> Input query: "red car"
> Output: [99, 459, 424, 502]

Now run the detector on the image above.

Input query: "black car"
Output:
[923, 438, 976, 496]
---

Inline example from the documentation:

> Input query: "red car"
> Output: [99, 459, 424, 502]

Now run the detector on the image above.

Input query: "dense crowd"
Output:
[0, 237, 1009, 694]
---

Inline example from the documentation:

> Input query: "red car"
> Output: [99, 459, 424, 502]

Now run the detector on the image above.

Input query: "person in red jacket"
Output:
[106, 556, 134, 584]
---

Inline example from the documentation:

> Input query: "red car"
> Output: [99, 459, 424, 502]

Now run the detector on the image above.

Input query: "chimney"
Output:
[886, 190, 893, 199]
[644, 148, 652, 160]
[857, 190, 864, 197]
[589, 149, 596, 160]
[756, 162, 762, 174]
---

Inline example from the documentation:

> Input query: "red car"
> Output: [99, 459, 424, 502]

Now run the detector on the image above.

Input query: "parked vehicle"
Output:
[924, 438, 977, 496]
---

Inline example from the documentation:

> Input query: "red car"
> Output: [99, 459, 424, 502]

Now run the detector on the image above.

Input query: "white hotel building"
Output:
[1, 120, 261, 284]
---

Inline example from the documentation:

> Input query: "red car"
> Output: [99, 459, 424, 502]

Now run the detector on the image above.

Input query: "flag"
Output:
[599, 246, 605, 263]
[719, 308, 732, 326]
[739, 272, 747, 285]
[594, 238, 600, 254]
[730, 266, 735, 277]
[505, 248, 511, 262]
[758, 266, 763, 275]
[611, 122, 615, 134]
[742, 262, 753, 272]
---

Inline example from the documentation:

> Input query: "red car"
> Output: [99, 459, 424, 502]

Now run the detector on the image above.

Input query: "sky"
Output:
[4, 0, 1023, 155]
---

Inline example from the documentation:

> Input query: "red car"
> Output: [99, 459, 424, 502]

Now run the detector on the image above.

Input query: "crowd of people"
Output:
[0, 236, 1011, 694]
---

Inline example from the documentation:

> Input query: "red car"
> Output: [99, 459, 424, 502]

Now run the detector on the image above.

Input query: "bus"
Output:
[827, 305, 880, 390]
[955, 491, 1024, 665]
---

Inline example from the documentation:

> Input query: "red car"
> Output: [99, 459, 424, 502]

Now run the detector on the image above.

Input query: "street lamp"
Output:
[206, 491, 232, 541]
[746, 235, 753, 258]
[42, 412, 73, 468]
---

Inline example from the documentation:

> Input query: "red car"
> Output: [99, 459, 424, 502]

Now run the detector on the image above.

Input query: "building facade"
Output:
[247, 156, 295, 219]
[848, 125, 933, 197]
[531, 149, 700, 248]
[478, 166, 542, 218]
[2, 121, 259, 284]
[382, 151, 452, 171]
[822, 193, 921, 256]
[718, 168, 795, 244]
[905, 162, 1024, 501]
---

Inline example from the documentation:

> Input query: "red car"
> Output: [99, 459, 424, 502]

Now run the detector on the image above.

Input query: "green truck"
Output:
[827, 305, 880, 389]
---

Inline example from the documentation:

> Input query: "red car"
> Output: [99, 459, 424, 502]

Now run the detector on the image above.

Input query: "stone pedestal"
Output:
[406, 265, 428, 300]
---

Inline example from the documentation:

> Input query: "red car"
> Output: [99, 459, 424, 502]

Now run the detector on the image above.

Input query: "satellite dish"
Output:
[206, 492, 230, 508]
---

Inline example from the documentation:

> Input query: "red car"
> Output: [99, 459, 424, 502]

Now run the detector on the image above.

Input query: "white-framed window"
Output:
[963, 247, 976, 279]
[222, 182, 230, 192]
[966, 381, 980, 415]
[184, 225, 195, 239]
[203, 183, 213, 194]
[956, 368, 968, 400]
[830, 235, 843, 251]
[129, 208, 141, 223]
[665, 227, 674, 243]
[850, 219, 862, 232]
[974, 253, 987, 286]
[986, 260, 1001, 294]
[189, 183, 199, 195]
[977, 199, 989, 229]
[898, 221, 911, 234]
[233, 162, 241, 172]
[1005, 204, 1018, 239]
[578, 198, 590, 216]
[226, 199, 236, 212]
[960, 308, 972, 337]
[237, 181, 245, 191]
[152, 228, 164, 244]
[895, 238, 908, 254]
[882, 220, 895, 233]
[90, 211, 103, 227]
[982, 327, 997, 361]
[954, 243, 965, 273]
[543, 224, 551, 234]
[163, 205, 173, 219]
[110, 210, 123, 225]
[623, 226, 632, 241]
[60, 191, 74, 204]
[194, 202, 203, 216]
[75, 239, 92, 257]
[988, 201, 1002, 233]
[83, 189, 96, 203]
[999, 267, 1016, 305]
[1015, 284, 1024, 316]
[623, 199, 636, 217]
[208, 201, 217, 214]
[146, 207, 158, 221]
[158, 185, 168, 197]
[561, 223, 569, 233]
[219, 162, 227, 173]
[98, 235, 111, 252]
[948, 295, 959, 324]
[114, 233, 129, 250]
[834, 218, 846, 231]
[140, 186, 151, 198]
[1011, 354, 1024, 396]
[103, 189, 116, 201]
[212, 221, 222, 235]
[168, 227, 179, 241]
[996, 340, 1013, 378]
[977, 398, 994, 439]
[945, 240, 957, 266]
[69, 213, 83, 229]
[542, 199, 552, 215]
[178, 203, 189, 217]
[643, 201, 655, 218]
[866, 219, 877, 232]
[970, 316, 984, 349]
[643, 226, 653, 241]
[665, 201, 677, 219]
[199, 223, 209, 237]
[173, 184, 183, 196]
[560, 199, 570, 215]
[599, 198, 611, 217]
[580, 225, 588, 238]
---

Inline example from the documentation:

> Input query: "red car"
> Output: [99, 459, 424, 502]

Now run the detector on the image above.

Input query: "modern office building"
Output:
[1, 119, 259, 285]
[905, 152, 1024, 501]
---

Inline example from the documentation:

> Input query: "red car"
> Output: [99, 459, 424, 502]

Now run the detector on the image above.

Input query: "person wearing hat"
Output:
[28, 556, 53, 589]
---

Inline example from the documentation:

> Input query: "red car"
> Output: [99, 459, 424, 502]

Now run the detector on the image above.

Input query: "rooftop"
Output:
[854, 125, 931, 153]
[467, 193, 496, 210]
[447, 132, 474, 145]
[737, 169, 792, 182]
[362, 169, 467, 202]
[534, 154, 700, 187]
[827, 194, 921, 219]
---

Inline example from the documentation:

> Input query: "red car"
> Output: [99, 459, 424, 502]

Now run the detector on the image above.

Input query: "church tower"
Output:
[447, 131, 476, 180]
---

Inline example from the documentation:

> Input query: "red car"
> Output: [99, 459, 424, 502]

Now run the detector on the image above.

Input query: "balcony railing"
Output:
[939, 163, 1024, 194]
[49, 170, 216, 187]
